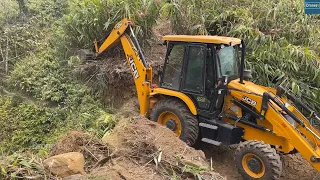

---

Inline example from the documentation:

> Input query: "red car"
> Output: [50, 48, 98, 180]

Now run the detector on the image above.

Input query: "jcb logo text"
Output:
[129, 56, 139, 79]
[242, 96, 257, 106]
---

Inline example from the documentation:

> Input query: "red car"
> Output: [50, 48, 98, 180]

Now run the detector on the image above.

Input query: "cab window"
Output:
[183, 45, 206, 93]
[216, 45, 240, 79]
[162, 44, 185, 90]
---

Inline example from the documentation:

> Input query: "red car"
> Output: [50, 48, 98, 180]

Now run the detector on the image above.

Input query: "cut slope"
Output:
[73, 20, 168, 108]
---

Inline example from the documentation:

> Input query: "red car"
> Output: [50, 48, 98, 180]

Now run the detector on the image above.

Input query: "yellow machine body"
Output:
[225, 79, 320, 170]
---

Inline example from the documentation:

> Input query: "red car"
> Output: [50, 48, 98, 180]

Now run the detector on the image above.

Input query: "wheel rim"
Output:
[157, 111, 182, 135]
[242, 153, 265, 178]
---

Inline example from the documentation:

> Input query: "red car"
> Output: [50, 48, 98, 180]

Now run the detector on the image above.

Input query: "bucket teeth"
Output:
[78, 49, 96, 61]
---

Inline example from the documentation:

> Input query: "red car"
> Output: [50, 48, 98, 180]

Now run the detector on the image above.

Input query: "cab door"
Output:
[181, 44, 208, 109]
[160, 42, 186, 90]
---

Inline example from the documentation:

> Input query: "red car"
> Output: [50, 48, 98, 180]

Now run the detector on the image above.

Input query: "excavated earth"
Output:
[52, 116, 224, 179]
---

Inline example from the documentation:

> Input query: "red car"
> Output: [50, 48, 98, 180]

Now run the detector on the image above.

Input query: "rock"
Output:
[44, 152, 85, 178]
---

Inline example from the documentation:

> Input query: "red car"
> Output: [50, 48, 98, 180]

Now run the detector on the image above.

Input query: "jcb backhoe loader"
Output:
[85, 18, 320, 179]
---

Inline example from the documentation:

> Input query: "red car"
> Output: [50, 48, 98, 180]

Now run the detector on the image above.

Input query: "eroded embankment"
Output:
[52, 116, 224, 180]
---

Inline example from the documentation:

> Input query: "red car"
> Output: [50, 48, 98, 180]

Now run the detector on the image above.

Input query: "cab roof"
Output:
[162, 35, 242, 45]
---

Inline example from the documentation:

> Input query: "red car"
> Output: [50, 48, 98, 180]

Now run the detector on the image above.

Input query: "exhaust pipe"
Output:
[239, 40, 246, 84]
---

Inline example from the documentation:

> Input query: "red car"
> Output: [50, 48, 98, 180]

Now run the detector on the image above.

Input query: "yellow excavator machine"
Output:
[87, 18, 320, 179]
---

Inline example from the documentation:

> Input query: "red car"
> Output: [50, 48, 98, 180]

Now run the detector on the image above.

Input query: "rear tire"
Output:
[235, 140, 282, 180]
[150, 98, 199, 146]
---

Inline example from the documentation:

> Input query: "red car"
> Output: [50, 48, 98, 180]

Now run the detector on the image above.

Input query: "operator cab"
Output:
[160, 35, 243, 118]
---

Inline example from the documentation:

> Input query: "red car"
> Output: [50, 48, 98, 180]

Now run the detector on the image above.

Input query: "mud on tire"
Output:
[235, 140, 282, 180]
[150, 98, 199, 146]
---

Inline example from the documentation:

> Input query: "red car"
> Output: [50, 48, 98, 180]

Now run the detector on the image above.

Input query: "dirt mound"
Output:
[281, 153, 319, 180]
[96, 116, 223, 180]
[104, 117, 205, 166]
[50, 118, 223, 179]
[49, 110, 320, 179]
[51, 131, 112, 172]
[73, 55, 136, 107]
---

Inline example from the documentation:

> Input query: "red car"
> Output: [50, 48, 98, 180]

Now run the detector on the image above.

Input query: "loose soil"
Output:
[52, 117, 224, 180]
[51, 131, 112, 172]
[97, 116, 223, 180]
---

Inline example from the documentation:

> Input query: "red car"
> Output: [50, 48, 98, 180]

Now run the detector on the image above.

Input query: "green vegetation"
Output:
[0, 153, 46, 179]
[0, 0, 161, 156]
[58, 0, 161, 51]
[0, 0, 319, 178]
[0, 0, 110, 155]
[161, 0, 320, 112]
[0, 1, 19, 25]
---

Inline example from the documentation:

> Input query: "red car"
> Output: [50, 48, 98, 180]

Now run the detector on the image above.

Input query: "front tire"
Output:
[235, 140, 282, 180]
[150, 98, 199, 146]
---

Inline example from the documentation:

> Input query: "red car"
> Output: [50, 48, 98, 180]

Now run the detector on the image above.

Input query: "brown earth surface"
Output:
[98, 116, 223, 180]
[51, 131, 112, 172]
[52, 116, 224, 180]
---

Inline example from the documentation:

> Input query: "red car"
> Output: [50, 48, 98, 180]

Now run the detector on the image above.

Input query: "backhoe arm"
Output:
[94, 18, 152, 115]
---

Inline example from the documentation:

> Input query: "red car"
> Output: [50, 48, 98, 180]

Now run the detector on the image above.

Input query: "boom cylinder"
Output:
[129, 25, 148, 68]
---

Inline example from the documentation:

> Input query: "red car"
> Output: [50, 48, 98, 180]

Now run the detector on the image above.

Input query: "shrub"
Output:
[0, 153, 47, 179]
[2, 49, 110, 153]
[55, 0, 161, 55]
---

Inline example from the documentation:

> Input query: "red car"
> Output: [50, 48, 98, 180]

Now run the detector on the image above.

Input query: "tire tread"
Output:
[150, 97, 199, 145]
[235, 140, 282, 180]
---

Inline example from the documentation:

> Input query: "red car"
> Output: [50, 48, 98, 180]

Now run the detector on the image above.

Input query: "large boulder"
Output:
[43, 152, 85, 178]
